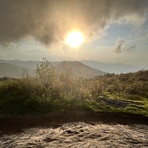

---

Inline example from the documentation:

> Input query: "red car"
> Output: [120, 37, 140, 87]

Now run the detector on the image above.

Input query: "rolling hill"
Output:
[81, 60, 140, 74]
[0, 63, 33, 78]
[0, 59, 145, 78]
[0, 59, 60, 69]
[54, 61, 106, 78]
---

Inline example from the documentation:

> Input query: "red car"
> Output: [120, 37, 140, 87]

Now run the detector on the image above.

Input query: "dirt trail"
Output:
[0, 112, 148, 134]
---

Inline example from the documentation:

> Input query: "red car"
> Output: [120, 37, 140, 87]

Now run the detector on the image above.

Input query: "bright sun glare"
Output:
[65, 30, 84, 48]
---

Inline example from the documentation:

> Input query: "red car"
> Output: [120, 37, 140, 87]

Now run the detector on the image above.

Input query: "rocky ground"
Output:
[0, 122, 148, 148]
[0, 112, 148, 148]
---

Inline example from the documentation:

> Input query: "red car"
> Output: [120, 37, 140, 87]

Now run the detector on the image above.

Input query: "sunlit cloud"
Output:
[0, 0, 148, 47]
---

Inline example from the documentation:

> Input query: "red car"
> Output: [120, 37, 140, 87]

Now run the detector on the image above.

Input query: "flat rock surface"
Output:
[93, 97, 143, 108]
[0, 122, 148, 148]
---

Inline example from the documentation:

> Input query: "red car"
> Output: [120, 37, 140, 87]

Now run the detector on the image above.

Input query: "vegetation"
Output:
[0, 58, 148, 117]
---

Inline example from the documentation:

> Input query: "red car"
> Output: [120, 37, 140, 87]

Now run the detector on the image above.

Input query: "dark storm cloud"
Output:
[0, 0, 148, 46]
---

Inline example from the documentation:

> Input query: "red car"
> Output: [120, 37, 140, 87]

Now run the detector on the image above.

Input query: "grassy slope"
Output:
[0, 70, 147, 117]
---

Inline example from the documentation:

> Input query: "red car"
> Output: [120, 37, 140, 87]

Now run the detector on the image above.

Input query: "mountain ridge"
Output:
[0, 59, 147, 78]
[81, 60, 140, 74]
[0, 63, 33, 78]
[54, 61, 105, 78]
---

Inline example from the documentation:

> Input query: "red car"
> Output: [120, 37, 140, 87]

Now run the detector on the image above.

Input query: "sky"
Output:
[0, 0, 148, 66]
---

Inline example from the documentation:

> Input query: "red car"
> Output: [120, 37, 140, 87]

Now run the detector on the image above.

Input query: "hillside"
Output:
[0, 59, 60, 69]
[0, 63, 33, 78]
[1, 59, 145, 74]
[1, 59, 146, 76]
[0, 59, 37, 69]
[54, 61, 105, 78]
[87, 70, 148, 99]
[81, 60, 140, 74]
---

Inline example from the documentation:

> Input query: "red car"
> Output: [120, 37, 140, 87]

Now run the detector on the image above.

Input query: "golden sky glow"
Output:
[65, 30, 84, 48]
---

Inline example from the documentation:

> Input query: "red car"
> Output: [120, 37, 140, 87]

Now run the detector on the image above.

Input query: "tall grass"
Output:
[0, 58, 92, 115]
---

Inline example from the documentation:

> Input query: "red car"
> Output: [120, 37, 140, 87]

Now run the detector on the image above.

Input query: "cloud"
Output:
[114, 39, 136, 53]
[114, 40, 125, 53]
[0, 0, 148, 46]
[126, 45, 136, 51]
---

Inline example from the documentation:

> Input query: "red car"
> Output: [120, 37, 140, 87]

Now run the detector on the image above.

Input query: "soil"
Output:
[0, 112, 148, 134]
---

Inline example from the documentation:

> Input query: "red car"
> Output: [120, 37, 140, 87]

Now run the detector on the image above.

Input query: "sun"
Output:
[65, 30, 84, 48]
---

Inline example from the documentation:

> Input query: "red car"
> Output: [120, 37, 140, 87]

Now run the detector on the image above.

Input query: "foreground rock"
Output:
[0, 122, 148, 148]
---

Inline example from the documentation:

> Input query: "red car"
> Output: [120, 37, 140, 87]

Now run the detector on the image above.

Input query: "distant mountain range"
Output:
[143, 65, 148, 70]
[0, 63, 33, 78]
[81, 60, 141, 74]
[0, 59, 60, 69]
[0, 59, 147, 78]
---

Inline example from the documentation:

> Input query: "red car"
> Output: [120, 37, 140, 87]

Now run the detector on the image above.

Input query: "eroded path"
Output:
[0, 122, 148, 148]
